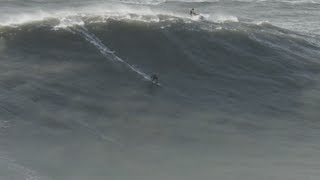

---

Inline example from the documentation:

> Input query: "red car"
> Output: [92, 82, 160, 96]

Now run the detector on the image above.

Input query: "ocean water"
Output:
[0, 0, 320, 179]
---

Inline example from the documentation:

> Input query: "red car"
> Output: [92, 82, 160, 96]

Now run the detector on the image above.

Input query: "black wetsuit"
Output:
[190, 9, 196, 16]
[151, 74, 158, 83]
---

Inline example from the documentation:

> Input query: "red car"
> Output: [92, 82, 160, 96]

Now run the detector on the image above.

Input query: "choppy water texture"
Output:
[1, 0, 320, 180]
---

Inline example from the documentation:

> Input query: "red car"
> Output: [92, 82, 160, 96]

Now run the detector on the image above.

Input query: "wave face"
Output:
[1, 17, 319, 110]
[1, 1, 320, 180]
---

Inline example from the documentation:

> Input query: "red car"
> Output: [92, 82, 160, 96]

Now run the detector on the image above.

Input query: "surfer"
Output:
[190, 8, 197, 16]
[150, 74, 158, 84]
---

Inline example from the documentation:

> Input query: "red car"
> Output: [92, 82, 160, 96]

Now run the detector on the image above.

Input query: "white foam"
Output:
[0, 11, 52, 27]
[165, 0, 220, 2]
[210, 14, 239, 23]
[254, 20, 271, 26]
[0, 1, 239, 28]
[53, 16, 85, 30]
[116, 0, 166, 5]
[225, 0, 320, 3]
[278, 0, 320, 4]
[119, 0, 220, 4]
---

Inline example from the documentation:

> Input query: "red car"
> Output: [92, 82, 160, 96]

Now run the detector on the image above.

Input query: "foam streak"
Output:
[70, 26, 153, 82]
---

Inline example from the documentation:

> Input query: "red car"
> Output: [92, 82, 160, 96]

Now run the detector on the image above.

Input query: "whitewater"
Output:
[1, 0, 320, 180]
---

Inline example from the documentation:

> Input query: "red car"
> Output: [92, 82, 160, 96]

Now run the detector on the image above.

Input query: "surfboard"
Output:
[149, 79, 161, 86]
[150, 80, 160, 86]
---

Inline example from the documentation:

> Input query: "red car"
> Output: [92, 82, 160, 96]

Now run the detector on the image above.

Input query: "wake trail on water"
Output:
[68, 25, 157, 84]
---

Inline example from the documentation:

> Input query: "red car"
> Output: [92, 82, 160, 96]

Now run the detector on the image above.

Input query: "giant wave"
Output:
[1, 14, 320, 113]
[1, 2, 320, 179]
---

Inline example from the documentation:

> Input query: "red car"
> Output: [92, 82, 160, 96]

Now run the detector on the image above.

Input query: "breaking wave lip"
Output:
[150, 0, 320, 3]
[0, 11, 53, 27]
[163, 0, 219, 2]
[275, 0, 320, 4]
[116, 0, 166, 5]
[0, 7, 239, 28]
[113, 0, 221, 4]
[225, 0, 320, 3]
[4, 11, 315, 47]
